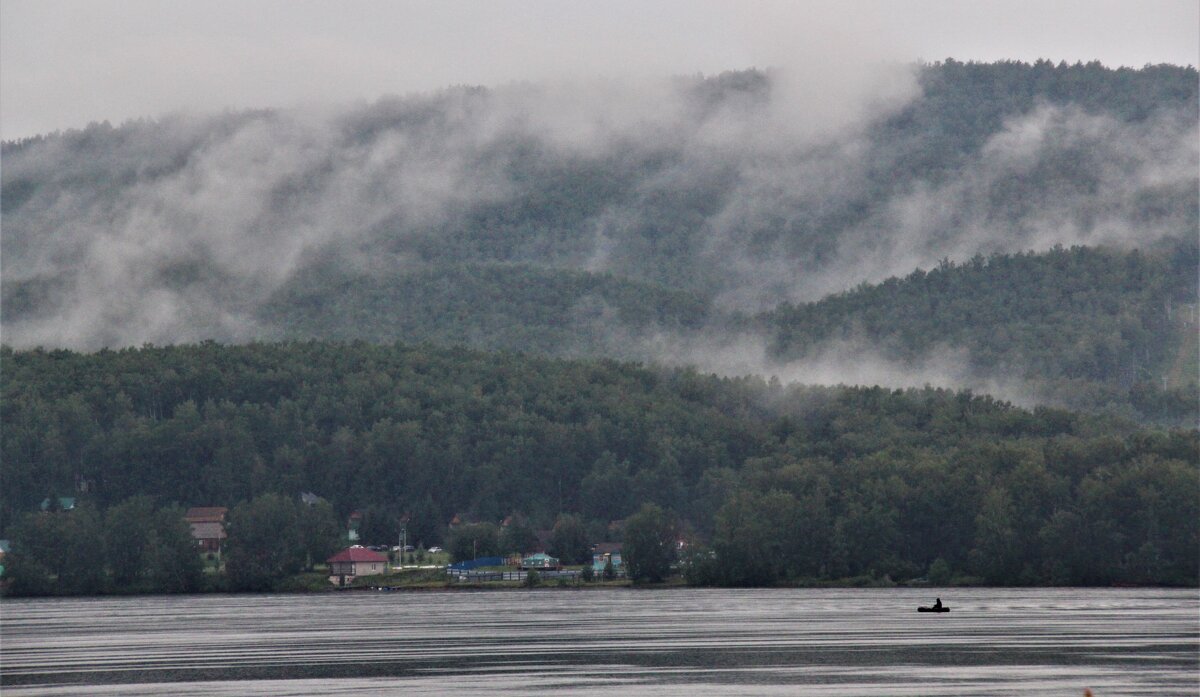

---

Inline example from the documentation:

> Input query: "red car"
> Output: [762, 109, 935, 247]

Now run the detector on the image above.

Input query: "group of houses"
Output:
[327, 543, 624, 586]
[9, 491, 630, 589]
[175, 500, 627, 586]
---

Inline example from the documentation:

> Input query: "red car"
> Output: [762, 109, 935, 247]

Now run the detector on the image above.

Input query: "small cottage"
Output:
[184, 507, 228, 554]
[39, 497, 76, 511]
[592, 542, 623, 574]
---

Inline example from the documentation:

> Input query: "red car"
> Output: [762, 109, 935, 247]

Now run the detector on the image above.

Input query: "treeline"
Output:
[763, 243, 1199, 424]
[4, 497, 202, 595]
[3, 492, 344, 595]
[0, 341, 772, 536]
[2, 342, 1196, 587]
[685, 433, 1197, 586]
[443, 513, 592, 566]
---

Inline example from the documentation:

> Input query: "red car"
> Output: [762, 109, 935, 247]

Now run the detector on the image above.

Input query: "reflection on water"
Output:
[2, 588, 1197, 696]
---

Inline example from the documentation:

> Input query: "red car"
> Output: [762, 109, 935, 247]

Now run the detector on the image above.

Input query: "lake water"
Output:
[1, 587, 1196, 696]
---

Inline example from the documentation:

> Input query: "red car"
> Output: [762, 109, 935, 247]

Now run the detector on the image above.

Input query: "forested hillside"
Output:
[3, 62, 1195, 364]
[3, 342, 1196, 586]
[260, 244, 1199, 424]
[763, 243, 1199, 423]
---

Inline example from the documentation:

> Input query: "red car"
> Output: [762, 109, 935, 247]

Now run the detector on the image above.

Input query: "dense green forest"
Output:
[3, 342, 1196, 588]
[262, 262, 714, 356]
[264, 244, 1199, 424]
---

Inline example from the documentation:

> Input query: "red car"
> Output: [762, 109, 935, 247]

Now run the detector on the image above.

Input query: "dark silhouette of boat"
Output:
[917, 605, 950, 612]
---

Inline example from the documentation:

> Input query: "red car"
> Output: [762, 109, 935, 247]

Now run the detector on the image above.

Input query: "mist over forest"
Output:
[4, 60, 1197, 423]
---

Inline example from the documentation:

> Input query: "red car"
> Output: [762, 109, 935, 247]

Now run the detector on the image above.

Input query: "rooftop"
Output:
[327, 546, 388, 563]
[39, 497, 76, 511]
[185, 507, 228, 523]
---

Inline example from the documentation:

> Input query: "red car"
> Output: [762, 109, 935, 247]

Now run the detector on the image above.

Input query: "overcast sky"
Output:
[2, 0, 1197, 141]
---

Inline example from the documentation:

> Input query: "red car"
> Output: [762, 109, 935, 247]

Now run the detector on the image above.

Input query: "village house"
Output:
[39, 497, 76, 511]
[592, 542, 623, 574]
[521, 552, 561, 570]
[184, 507, 228, 554]
[327, 546, 388, 585]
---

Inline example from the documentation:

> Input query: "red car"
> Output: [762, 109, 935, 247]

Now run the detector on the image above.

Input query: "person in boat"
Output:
[933, 598, 943, 610]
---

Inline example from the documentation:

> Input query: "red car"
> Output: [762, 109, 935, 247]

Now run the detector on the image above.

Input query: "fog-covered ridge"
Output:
[2, 61, 1196, 359]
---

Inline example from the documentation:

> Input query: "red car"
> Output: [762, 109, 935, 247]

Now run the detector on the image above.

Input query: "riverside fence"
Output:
[448, 569, 586, 582]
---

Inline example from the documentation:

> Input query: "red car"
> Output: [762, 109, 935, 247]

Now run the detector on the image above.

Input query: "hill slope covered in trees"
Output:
[3, 61, 1195, 421]
[3, 342, 1196, 587]
[761, 243, 1198, 423]
[3, 63, 1195, 345]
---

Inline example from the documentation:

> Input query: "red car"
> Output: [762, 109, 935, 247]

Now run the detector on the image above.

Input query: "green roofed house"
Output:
[39, 497, 76, 511]
[520, 552, 560, 570]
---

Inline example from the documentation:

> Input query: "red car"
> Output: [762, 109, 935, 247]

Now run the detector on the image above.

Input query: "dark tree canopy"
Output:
[1, 341, 1196, 589]
[623, 504, 678, 583]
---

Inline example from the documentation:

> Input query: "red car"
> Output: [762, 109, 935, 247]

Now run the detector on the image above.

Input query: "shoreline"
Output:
[5, 578, 1194, 600]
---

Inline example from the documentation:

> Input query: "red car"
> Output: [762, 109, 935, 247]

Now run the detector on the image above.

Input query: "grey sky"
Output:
[2, 0, 1197, 141]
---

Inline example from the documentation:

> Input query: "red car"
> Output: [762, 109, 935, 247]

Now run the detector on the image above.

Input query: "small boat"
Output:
[918, 605, 949, 613]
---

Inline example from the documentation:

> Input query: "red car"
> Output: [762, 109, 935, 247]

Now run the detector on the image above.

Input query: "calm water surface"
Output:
[1, 587, 1197, 696]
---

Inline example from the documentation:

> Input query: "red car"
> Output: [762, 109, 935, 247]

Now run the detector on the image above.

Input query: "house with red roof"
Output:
[327, 546, 388, 585]
[185, 507, 227, 523]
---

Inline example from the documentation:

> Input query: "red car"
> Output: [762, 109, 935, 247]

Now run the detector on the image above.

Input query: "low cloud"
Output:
[617, 328, 1040, 407]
